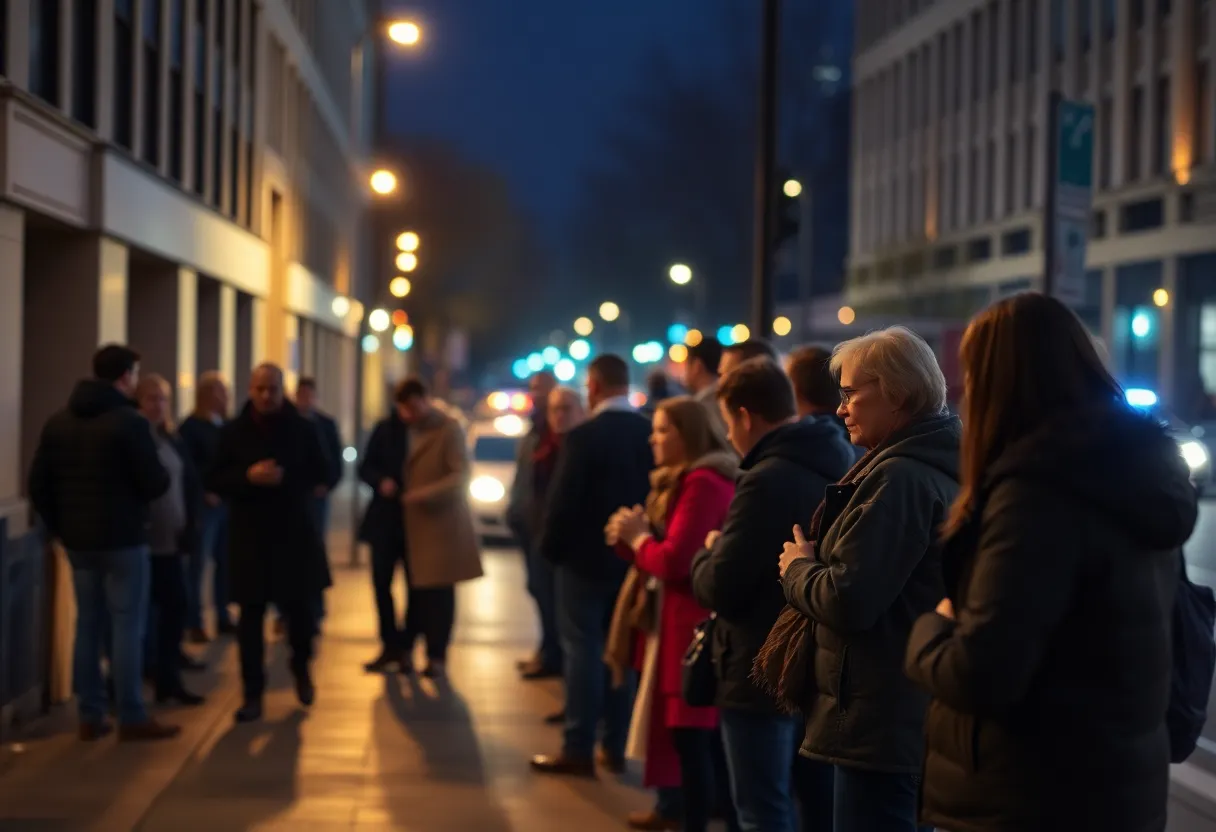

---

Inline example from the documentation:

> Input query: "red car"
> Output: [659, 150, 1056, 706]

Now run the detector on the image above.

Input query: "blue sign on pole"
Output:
[1049, 97, 1095, 305]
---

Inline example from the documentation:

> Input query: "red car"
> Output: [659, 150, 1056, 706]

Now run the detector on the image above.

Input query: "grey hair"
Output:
[549, 386, 584, 409]
[830, 326, 948, 417]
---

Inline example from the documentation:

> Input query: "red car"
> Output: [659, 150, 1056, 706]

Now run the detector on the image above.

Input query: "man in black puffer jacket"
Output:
[28, 344, 176, 742]
[692, 357, 855, 831]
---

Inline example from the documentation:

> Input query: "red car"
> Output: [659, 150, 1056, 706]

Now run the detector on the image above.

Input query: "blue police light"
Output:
[569, 339, 591, 361]
[717, 325, 736, 346]
[526, 352, 545, 372]
[554, 358, 577, 382]
[512, 359, 530, 380]
[1125, 388, 1159, 409]
[542, 346, 561, 365]
[667, 323, 689, 344]
[1131, 311, 1152, 339]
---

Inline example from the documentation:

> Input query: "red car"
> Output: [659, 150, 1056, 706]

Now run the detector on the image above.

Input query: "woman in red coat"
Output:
[607, 396, 737, 832]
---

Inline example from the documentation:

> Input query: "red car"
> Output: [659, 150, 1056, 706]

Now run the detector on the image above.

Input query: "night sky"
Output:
[382, 0, 731, 247]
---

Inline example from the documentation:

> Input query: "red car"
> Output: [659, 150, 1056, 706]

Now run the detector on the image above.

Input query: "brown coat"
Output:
[401, 409, 484, 588]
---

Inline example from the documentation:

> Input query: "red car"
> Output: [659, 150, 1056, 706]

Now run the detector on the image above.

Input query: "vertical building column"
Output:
[132, 0, 147, 159]
[6, 0, 31, 89]
[58, 0, 75, 111]
[176, 268, 198, 418]
[182, 0, 197, 193]
[251, 296, 267, 365]
[158, 0, 174, 177]
[1112, 0, 1132, 188]
[1141, 0, 1163, 178]
[218, 0, 234, 215]
[219, 282, 237, 387]
[0, 206, 26, 534]
[1160, 257, 1179, 406]
[284, 313, 300, 393]
[96, 0, 117, 141]
[201, 0, 217, 204]
[1170, 0, 1196, 183]
[98, 239, 129, 344]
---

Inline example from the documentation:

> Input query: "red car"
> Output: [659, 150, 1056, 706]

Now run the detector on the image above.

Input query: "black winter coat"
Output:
[206, 401, 333, 605]
[905, 404, 1197, 832]
[691, 417, 854, 713]
[28, 380, 170, 551]
[781, 414, 961, 773]
[357, 412, 408, 547]
[177, 414, 224, 482]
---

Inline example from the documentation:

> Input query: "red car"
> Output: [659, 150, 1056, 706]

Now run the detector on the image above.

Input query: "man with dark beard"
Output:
[207, 363, 332, 722]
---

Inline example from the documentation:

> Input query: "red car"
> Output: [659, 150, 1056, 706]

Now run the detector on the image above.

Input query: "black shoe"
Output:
[294, 671, 315, 707]
[235, 701, 263, 723]
[421, 660, 445, 679]
[156, 687, 205, 707]
[364, 651, 402, 673]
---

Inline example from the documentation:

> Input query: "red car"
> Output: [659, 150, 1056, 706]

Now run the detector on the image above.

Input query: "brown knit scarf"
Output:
[751, 441, 888, 714]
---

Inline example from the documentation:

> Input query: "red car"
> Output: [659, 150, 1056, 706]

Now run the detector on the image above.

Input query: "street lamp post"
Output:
[669, 264, 707, 327]
[751, 0, 780, 339]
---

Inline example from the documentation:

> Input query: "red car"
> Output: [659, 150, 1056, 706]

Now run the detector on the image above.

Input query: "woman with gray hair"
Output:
[756, 326, 960, 832]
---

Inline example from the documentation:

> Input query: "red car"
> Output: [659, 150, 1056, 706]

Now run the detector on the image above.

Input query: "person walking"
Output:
[692, 358, 853, 832]
[905, 293, 1198, 832]
[507, 370, 560, 679]
[177, 371, 234, 641]
[762, 326, 960, 832]
[207, 363, 332, 723]
[358, 392, 411, 673]
[531, 354, 653, 778]
[397, 377, 484, 676]
[607, 397, 737, 832]
[28, 344, 178, 741]
[134, 373, 205, 707]
[294, 377, 343, 625]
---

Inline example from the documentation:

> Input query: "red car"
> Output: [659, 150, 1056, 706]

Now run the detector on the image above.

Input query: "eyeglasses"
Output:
[838, 380, 877, 405]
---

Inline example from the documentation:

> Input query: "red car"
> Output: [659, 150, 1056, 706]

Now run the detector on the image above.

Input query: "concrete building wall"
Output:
[849, 0, 1216, 414]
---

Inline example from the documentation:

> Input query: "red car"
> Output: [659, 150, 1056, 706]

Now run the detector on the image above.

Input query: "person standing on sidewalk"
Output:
[28, 344, 179, 742]
[358, 390, 410, 673]
[506, 370, 560, 680]
[207, 363, 332, 723]
[177, 371, 234, 641]
[294, 376, 344, 625]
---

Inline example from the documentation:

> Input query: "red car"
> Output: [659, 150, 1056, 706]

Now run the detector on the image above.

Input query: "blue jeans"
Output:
[67, 546, 151, 726]
[188, 503, 230, 629]
[556, 567, 635, 760]
[720, 709, 805, 832]
[832, 767, 930, 832]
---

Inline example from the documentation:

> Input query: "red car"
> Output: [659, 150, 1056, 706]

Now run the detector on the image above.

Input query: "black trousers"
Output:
[672, 727, 718, 832]
[370, 536, 408, 651]
[237, 600, 315, 701]
[402, 583, 455, 662]
[150, 555, 187, 696]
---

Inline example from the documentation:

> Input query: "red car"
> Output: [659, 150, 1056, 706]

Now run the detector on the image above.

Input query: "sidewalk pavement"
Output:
[0, 544, 661, 831]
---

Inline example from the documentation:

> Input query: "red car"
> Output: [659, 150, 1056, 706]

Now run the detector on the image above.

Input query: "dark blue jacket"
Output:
[358, 412, 409, 546]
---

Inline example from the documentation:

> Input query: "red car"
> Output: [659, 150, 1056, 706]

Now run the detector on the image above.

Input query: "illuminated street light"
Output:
[1153, 288, 1170, 307]
[387, 20, 422, 46]
[667, 323, 689, 344]
[731, 323, 751, 343]
[368, 308, 391, 332]
[392, 324, 414, 351]
[396, 231, 420, 252]
[773, 315, 792, 337]
[512, 359, 530, 380]
[569, 339, 592, 361]
[330, 296, 351, 317]
[526, 353, 545, 372]
[783, 179, 803, 198]
[390, 276, 412, 298]
[361, 334, 380, 353]
[396, 252, 418, 272]
[599, 301, 621, 322]
[391, 309, 408, 327]
[574, 316, 594, 336]
[685, 328, 703, 347]
[369, 169, 397, 195]
[542, 346, 561, 365]
[669, 263, 692, 285]
[669, 344, 689, 363]
[554, 359, 577, 382]
[838, 306, 856, 325]
[717, 325, 735, 346]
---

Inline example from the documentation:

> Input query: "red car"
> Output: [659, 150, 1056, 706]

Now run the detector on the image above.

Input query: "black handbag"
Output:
[681, 613, 718, 707]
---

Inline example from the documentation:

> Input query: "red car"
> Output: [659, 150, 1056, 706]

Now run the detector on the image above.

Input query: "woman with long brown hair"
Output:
[905, 292, 1198, 831]
[605, 396, 737, 831]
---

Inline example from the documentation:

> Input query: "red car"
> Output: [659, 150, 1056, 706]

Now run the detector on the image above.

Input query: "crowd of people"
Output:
[22, 290, 1207, 832]
[504, 292, 1201, 832]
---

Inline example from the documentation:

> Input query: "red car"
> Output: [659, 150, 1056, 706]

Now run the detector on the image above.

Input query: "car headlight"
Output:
[469, 475, 506, 503]
[1179, 440, 1209, 471]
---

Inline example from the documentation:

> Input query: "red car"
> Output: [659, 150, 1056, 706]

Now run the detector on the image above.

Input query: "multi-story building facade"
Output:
[0, 0, 380, 725]
[848, 0, 1216, 416]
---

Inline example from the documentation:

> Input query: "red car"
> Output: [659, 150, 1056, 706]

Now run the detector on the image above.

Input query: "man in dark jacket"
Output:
[28, 344, 178, 742]
[177, 370, 234, 640]
[358, 393, 409, 673]
[295, 376, 343, 624]
[506, 370, 559, 679]
[531, 355, 653, 777]
[691, 357, 853, 831]
[207, 363, 332, 723]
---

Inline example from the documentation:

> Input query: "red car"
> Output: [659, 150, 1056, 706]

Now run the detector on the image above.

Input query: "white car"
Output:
[467, 416, 525, 541]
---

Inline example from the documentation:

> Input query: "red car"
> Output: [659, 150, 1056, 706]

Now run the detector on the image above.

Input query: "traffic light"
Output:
[772, 168, 801, 248]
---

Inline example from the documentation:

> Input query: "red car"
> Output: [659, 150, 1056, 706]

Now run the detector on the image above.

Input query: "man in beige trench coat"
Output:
[395, 377, 484, 676]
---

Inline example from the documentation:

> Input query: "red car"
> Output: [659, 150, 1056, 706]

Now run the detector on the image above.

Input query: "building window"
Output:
[1128, 86, 1144, 181]
[972, 11, 983, 102]
[953, 23, 964, 112]
[1120, 197, 1165, 231]
[212, 0, 225, 208]
[968, 237, 993, 261]
[113, 0, 134, 149]
[989, 1, 1000, 93]
[1010, 0, 1023, 83]
[1006, 132, 1019, 215]
[968, 147, 979, 222]
[1024, 126, 1037, 209]
[1198, 61, 1211, 166]
[1131, 0, 1146, 27]
[1099, 95, 1113, 188]
[985, 139, 997, 220]
[1153, 76, 1170, 176]
[142, 0, 161, 167]
[1051, 0, 1066, 62]
[193, 0, 207, 196]
[1080, 0, 1092, 50]
[950, 153, 961, 229]
[1002, 227, 1033, 254]
[71, 0, 96, 127]
[29, 0, 61, 106]
[1028, 0, 1040, 73]
[939, 32, 949, 115]
[169, 0, 184, 182]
